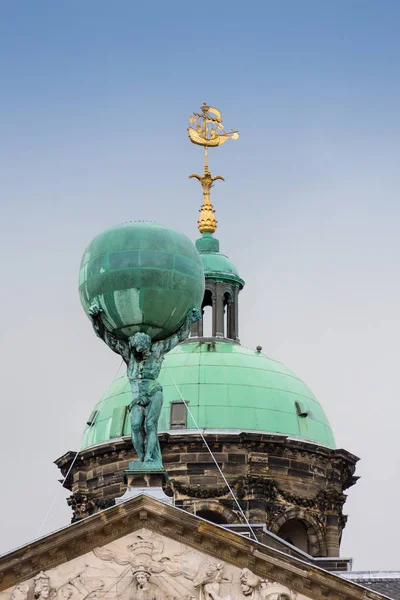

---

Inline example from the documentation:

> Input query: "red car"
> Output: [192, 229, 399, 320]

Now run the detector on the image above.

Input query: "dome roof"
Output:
[201, 252, 240, 277]
[81, 340, 335, 450]
[195, 232, 244, 287]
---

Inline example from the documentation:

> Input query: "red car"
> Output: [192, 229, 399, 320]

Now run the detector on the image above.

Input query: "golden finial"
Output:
[188, 102, 239, 234]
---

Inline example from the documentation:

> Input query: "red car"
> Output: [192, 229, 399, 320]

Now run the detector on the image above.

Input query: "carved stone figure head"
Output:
[129, 333, 152, 353]
[132, 567, 151, 590]
[193, 562, 223, 588]
[60, 585, 74, 600]
[240, 569, 261, 596]
[34, 573, 51, 599]
[259, 580, 295, 600]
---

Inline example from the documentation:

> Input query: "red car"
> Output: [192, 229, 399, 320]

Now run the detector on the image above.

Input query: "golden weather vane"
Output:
[188, 102, 239, 234]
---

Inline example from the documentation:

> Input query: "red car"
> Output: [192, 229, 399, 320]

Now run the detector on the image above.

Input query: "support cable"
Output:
[36, 360, 124, 538]
[165, 365, 258, 542]
[36, 352, 258, 543]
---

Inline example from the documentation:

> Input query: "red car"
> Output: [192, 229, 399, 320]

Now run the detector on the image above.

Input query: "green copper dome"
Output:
[195, 233, 244, 288]
[81, 340, 335, 450]
[201, 252, 240, 277]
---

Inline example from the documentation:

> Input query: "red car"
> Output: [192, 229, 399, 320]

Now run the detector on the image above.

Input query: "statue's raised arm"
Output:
[153, 308, 202, 356]
[88, 303, 130, 363]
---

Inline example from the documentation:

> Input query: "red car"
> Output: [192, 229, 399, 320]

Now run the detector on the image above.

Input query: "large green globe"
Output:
[79, 222, 205, 341]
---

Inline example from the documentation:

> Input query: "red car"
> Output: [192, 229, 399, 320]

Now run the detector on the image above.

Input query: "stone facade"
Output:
[0, 529, 299, 600]
[58, 230, 358, 565]
[56, 432, 357, 561]
[0, 496, 386, 600]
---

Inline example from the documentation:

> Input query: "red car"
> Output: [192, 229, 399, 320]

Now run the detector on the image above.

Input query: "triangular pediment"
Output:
[0, 496, 388, 600]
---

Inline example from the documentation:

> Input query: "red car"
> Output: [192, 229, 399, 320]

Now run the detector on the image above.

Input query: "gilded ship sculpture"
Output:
[188, 103, 239, 147]
[187, 103, 239, 234]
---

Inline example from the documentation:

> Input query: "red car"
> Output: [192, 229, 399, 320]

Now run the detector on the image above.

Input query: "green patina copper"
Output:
[88, 303, 201, 470]
[196, 232, 244, 287]
[80, 221, 205, 472]
[79, 222, 205, 341]
[81, 340, 335, 450]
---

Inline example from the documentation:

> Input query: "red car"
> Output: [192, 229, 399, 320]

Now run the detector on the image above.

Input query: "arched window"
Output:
[277, 519, 309, 553]
[202, 289, 213, 337]
[196, 509, 229, 525]
[192, 501, 239, 525]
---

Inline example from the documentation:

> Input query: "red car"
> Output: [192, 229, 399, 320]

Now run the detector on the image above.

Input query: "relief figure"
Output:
[239, 569, 261, 600]
[119, 567, 162, 600]
[237, 570, 296, 600]
[260, 580, 296, 600]
[193, 562, 231, 600]
[34, 573, 54, 600]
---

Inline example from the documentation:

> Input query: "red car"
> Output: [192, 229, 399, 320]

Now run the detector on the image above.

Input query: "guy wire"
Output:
[36, 338, 258, 543]
[165, 365, 258, 542]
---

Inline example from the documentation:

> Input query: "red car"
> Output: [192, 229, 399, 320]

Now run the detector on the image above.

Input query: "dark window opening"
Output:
[201, 289, 213, 337]
[277, 519, 309, 553]
[170, 401, 187, 429]
[196, 510, 228, 525]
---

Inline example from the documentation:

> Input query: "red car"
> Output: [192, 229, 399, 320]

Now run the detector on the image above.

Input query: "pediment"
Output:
[0, 496, 386, 600]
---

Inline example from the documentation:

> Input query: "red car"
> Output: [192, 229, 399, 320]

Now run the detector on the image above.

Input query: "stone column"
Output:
[326, 513, 340, 556]
[231, 286, 239, 340]
[212, 294, 217, 337]
[198, 309, 204, 336]
[226, 300, 232, 339]
[215, 287, 225, 337]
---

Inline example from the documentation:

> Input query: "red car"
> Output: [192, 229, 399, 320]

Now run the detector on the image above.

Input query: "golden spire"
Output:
[188, 102, 239, 234]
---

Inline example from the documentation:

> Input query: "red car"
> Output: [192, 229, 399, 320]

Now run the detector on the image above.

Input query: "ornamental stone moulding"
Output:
[0, 530, 304, 600]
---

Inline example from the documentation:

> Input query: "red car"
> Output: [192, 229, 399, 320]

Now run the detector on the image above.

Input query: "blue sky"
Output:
[1, 0, 400, 570]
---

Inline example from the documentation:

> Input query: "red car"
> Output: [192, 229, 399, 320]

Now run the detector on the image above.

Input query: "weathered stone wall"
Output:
[56, 432, 358, 560]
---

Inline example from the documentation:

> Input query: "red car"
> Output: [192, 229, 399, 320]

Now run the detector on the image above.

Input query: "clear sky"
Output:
[1, 0, 400, 570]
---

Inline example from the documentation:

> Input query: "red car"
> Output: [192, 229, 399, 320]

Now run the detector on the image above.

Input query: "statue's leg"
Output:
[143, 389, 163, 464]
[130, 403, 145, 462]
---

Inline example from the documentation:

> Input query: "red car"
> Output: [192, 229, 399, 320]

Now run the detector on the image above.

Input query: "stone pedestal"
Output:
[115, 464, 173, 505]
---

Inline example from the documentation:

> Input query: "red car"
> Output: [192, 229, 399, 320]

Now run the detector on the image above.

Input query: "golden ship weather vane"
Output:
[188, 102, 239, 234]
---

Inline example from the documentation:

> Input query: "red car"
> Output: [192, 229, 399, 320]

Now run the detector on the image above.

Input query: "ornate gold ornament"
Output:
[188, 103, 239, 234]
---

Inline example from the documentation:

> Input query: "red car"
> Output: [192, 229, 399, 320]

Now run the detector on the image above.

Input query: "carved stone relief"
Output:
[0, 530, 307, 600]
[239, 569, 295, 600]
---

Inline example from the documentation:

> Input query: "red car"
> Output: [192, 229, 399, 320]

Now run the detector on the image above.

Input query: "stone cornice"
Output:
[55, 433, 359, 467]
[0, 495, 383, 600]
